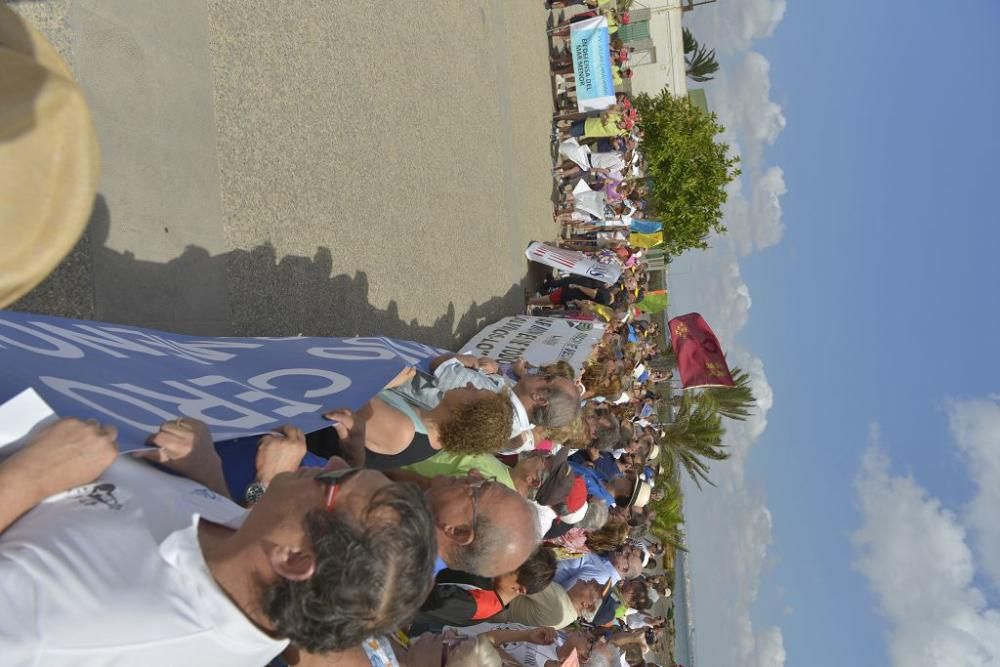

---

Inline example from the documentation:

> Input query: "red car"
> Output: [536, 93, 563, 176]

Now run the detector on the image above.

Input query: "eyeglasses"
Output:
[464, 472, 495, 538]
[316, 466, 362, 512]
[439, 637, 462, 667]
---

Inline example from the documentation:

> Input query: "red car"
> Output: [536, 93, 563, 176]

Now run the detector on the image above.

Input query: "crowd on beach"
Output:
[0, 2, 677, 667]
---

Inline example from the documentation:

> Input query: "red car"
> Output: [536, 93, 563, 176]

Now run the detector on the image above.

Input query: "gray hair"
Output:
[586, 643, 623, 667]
[577, 498, 610, 531]
[447, 636, 504, 667]
[447, 514, 505, 576]
[262, 482, 436, 652]
[592, 415, 622, 451]
[532, 384, 581, 428]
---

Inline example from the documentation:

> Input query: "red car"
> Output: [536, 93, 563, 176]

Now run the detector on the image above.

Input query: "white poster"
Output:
[525, 241, 623, 285]
[460, 315, 606, 371]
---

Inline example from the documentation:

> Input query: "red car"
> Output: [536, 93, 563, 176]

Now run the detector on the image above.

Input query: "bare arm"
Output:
[132, 418, 232, 499]
[0, 418, 118, 535]
[430, 353, 497, 374]
[607, 629, 645, 645]
[484, 626, 557, 648]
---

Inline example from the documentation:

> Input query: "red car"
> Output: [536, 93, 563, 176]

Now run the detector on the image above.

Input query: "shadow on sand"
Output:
[13, 195, 546, 349]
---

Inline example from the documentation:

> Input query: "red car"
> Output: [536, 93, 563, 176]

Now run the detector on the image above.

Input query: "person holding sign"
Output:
[392, 353, 581, 453]
[0, 410, 437, 666]
[305, 378, 515, 471]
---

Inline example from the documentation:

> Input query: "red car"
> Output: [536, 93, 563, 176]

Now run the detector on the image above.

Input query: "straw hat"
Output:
[629, 479, 652, 509]
[648, 444, 661, 461]
[0, 5, 100, 307]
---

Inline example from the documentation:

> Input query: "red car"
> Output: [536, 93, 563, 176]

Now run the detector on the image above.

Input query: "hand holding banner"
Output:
[0, 311, 445, 449]
[460, 315, 605, 372]
[570, 16, 616, 112]
[525, 242, 623, 285]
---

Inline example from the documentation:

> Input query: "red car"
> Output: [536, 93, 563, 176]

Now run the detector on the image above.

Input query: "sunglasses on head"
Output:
[315, 466, 362, 512]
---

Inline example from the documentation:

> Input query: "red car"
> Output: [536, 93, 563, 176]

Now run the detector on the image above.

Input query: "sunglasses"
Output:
[315, 466, 362, 512]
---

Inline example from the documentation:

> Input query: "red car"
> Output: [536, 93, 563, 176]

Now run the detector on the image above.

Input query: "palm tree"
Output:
[652, 523, 689, 553]
[683, 29, 719, 83]
[682, 27, 697, 55]
[658, 395, 729, 489]
[697, 367, 756, 421]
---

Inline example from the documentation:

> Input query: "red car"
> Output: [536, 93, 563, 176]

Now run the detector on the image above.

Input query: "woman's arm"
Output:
[355, 397, 414, 456]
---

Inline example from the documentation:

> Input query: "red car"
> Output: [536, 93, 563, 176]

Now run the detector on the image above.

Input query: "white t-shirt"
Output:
[450, 622, 564, 667]
[625, 611, 653, 630]
[0, 455, 288, 667]
[589, 151, 627, 172]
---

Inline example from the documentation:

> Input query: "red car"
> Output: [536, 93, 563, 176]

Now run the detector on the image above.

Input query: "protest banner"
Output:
[570, 16, 616, 112]
[525, 241, 623, 285]
[0, 311, 445, 450]
[460, 315, 606, 372]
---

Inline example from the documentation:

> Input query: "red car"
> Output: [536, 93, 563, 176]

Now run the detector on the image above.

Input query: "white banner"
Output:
[460, 315, 606, 371]
[525, 241, 623, 285]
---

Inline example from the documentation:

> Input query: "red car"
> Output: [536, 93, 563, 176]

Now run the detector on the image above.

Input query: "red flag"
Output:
[668, 312, 735, 389]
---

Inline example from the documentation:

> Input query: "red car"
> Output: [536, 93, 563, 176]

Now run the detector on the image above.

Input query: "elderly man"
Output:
[0, 416, 436, 666]
[422, 468, 541, 577]
[555, 544, 645, 590]
[394, 353, 580, 450]
[252, 430, 542, 581]
[490, 577, 607, 629]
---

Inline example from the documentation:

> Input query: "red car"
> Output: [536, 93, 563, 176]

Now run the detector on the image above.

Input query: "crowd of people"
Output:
[0, 3, 678, 666]
[0, 349, 674, 667]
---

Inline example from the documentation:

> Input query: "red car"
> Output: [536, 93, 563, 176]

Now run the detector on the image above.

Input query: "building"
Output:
[619, 0, 688, 99]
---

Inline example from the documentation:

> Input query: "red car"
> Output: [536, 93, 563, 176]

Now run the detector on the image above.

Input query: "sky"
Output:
[666, 1, 1000, 666]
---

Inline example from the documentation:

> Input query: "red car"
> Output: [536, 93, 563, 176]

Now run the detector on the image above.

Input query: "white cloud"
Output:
[712, 53, 787, 168]
[684, 478, 783, 667]
[754, 626, 787, 667]
[667, 7, 788, 666]
[685, 0, 787, 54]
[945, 396, 1000, 589]
[710, 347, 773, 489]
[696, 52, 788, 254]
[678, 332, 778, 667]
[853, 445, 1000, 667]
[724, 165, 787, 255]
[667, 240, 750, 340]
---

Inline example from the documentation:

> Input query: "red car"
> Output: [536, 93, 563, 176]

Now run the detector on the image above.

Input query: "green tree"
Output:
[632, 91, 740, 255]
[682, 27, 697, 55]
[648, 477, 688, 552]
[685, 37, 720, 82]
[657, 395, 729, 489]
[697, 367, 756, 421]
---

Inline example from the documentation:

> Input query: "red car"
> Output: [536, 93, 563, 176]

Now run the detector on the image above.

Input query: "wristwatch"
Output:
[244, 480, 267, 505]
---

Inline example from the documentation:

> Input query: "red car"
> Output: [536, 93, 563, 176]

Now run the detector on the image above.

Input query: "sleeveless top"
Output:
[364, 390, 439, 471]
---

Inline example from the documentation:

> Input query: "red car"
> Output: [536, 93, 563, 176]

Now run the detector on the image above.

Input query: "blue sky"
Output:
[669, 2, 1000, 665]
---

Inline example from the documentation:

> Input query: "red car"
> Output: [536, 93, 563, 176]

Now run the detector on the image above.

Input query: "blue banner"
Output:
[0, 311, 445, 451]
[570, 16, 616, 112]
[629, 219, 663, 235]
